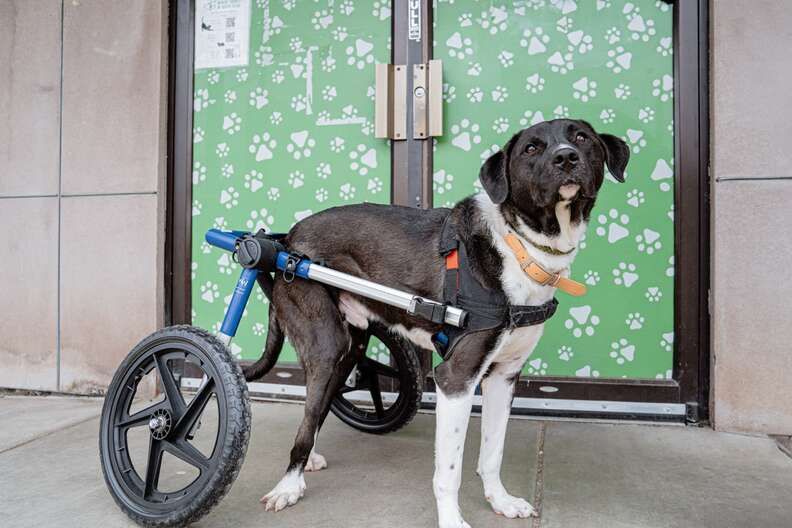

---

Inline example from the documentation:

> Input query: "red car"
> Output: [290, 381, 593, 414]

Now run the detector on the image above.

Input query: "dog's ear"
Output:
[597, 133, 630, 183]
[479, 133, 518, 204]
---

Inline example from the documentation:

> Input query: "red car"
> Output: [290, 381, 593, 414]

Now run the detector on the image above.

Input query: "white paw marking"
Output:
[261, 470, 306, 512]
[487, 493, 537, 519]
[305, 451, 327, 472]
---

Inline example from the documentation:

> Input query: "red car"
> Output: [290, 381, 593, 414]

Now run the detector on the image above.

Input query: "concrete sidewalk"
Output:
[1, 395, 790, 528]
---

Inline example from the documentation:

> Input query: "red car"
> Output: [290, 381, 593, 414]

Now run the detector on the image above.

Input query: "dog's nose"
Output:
[553, 147, 579, 170]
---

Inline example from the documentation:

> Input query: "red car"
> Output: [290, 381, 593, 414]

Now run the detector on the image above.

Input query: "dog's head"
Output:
[479, 119, 629, 229]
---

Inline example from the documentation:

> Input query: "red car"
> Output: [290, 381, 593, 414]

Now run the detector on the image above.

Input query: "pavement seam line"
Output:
[532, 421, 547, 528]
[0, 413, 100, 455]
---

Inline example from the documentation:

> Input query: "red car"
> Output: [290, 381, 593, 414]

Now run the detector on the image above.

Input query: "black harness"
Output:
[432, 217, 558, 359]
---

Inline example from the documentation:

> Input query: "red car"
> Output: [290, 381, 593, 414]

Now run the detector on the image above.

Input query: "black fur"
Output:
[247, 120, 628, 479]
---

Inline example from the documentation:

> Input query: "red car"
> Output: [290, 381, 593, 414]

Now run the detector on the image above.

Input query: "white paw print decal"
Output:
[249, 87, 269, 109]
[193, 127, 204, 143]
[316, 162, 332, 180]
[645, 287, 663, 303]
[192, 199, 202, 217]
[221, 164, 233, 180]
[192, 162, 206, 185]
[558, 345, 574, 362]
[467, 62, 483, 76]
[625, 312, 645, 330]
[520, 110, 546, 127]
[235, 68, 248, 82]
[254, 45, 273, 66]
[223, 90, 236, 104]
[609, 338, 635, 365]
[222, 113, 241, 135]
[565, 305, 600, 338]
[635, 229, 662, 254]
[311, 9, 333, 30]
[575, 365, 601, 378]
[367, 177, 383, 194]
[243, 170, 264, 193]
[554, 105, 570, 118]
[638, 106, 655, 123]
[614, 83, 631, 99]
[252, 322, 267, 336]
[497, 50, 514, 67]
[339, 183, 356, 201]
[599, 108, 616, 124]
[547, 50, 574, 74]
[595, 208, 630, 243]
[477, 5, 508, 35]
[321, 86, 337, 101]
[346, 38, 374, 70]
[329, 137, 345, 153]
[612, 262, 639, 287]
[450, 119, 481, 151]
[583, 270, 600, 286]
[267, 187, 280, 201]
[246, 208, 274, 232]
[605, 26, 621, 44]
[206, 70, 219, 84]
[520, 27, 550, 55]
[626, 189, 645, 207]
[651, 158, 673, 192]
[372, 0, 391, 20]
[216, 252, 234, 275]
[433, 170, 454, 195]
[270, 112, 283, 125]
[443, 83, 457, 103]
[666, 256, 674, 278]
[290, 94, 309, 113]
[567, 30, 594, 54]
[656, 36, 672, 57]
[200, 281, 220, 303]
[467, 87, 484, 103]
[194, 88, 215, 112]
[249, 133, 276, 162]
[490, 85, 509, 102]
[606, 46, 632, 73]
[626, 13, 656, 42]
[446, 32, 474, 59]
[219, 187, 239, 209]
[286, 130, 315, 160]
[624, 129, 647, 154]
[525, 358, 548, 375]
[572, 77, 597, 102]
[652, 74, 673, 102]
[215, 143, 229, 158]
[315, 188, 329, 203]
[660, 332, 674, 352]
[492, 117, 510, 134]
[525, 73, 546, 93]
[287, 171, 304, 189]
[349, 144, 378, 176]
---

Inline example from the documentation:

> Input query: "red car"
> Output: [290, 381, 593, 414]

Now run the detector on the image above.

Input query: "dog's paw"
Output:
[486, 493, 537, 519]
[260, 471, 306, 512]
[305, 451, 327, 472]
[437, 504, 471, 528]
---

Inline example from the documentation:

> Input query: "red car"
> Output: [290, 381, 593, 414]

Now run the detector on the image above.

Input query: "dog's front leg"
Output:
[477, 364, 537, 518]
[433, 385, 474, 528]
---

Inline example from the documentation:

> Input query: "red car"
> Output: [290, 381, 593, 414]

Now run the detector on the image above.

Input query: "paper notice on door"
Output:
[195, 0, 251, 69]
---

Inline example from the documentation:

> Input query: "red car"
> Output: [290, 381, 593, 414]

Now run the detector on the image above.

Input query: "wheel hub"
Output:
[148, 409, 172, 440]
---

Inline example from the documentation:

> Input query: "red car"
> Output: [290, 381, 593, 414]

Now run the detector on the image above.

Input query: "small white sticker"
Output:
[195, 0, 251, 69]
[408, 0, 421, 41]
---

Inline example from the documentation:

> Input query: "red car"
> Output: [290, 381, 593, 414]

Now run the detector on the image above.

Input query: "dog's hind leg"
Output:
[260, 280, 363, 512]
[477, 361, 537, 519]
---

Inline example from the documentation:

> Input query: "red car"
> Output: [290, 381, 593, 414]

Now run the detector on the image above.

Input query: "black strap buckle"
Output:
[408, 297, 447, 324]
[283, 255, 300, 283]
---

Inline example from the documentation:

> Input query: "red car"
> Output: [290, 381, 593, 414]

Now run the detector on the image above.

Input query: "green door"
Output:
[433, 0, 675, 380]
[190, 1, 391, 362]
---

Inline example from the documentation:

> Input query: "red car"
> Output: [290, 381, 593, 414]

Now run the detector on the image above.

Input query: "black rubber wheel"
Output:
[99, 325, 251, 527]
[329, 322, 423, 434]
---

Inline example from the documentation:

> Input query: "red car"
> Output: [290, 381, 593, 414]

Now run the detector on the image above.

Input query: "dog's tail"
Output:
[243, 305, 284, 382]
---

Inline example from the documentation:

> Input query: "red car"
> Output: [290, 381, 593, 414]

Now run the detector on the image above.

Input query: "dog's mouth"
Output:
[558, 183, 581, 201]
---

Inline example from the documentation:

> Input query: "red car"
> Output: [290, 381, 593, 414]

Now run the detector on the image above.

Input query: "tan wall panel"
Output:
[0, 0, 62, 196]
[59, 194, 159, 392]
[60, 0, 166, 195]
[0, 197, 58, 390]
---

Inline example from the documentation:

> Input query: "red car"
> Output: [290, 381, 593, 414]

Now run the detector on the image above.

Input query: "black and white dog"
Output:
[245, 119, 629, 527]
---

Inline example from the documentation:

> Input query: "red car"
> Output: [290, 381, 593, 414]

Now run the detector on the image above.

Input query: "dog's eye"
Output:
[525, 144, 538, 155]
[575, 133, 587, 143]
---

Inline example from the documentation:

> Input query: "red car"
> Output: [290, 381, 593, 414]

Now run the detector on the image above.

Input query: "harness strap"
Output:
[503, 233, 587, 297]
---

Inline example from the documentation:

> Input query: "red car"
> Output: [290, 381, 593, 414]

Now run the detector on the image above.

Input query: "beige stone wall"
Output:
[710, 0, 792, 434]
[0, 0, 168, 393]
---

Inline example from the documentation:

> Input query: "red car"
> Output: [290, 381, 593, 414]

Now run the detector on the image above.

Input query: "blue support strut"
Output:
[220, 268, 259, 337]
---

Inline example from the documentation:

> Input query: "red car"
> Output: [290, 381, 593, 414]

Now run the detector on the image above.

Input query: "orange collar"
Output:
[503, 233, 587, 297]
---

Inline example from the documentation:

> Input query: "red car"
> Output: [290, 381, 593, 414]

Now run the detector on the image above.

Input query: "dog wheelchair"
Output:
[99, 229, 469, 526]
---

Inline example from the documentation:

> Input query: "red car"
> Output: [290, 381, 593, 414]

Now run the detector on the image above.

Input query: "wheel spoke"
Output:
[361, 356, 399, 379]
[155, 354, 185, 416]
[173, 377, 215, 437]
[143, 437, 163, 499]
[368, 372, 385, 419]
[117, 401, 167, 430]
[338, 385, 356, 394]
[163, 439, 210, 472]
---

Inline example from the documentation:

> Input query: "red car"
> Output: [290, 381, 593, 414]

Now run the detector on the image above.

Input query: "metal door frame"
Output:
[166, 0, 710, 422]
